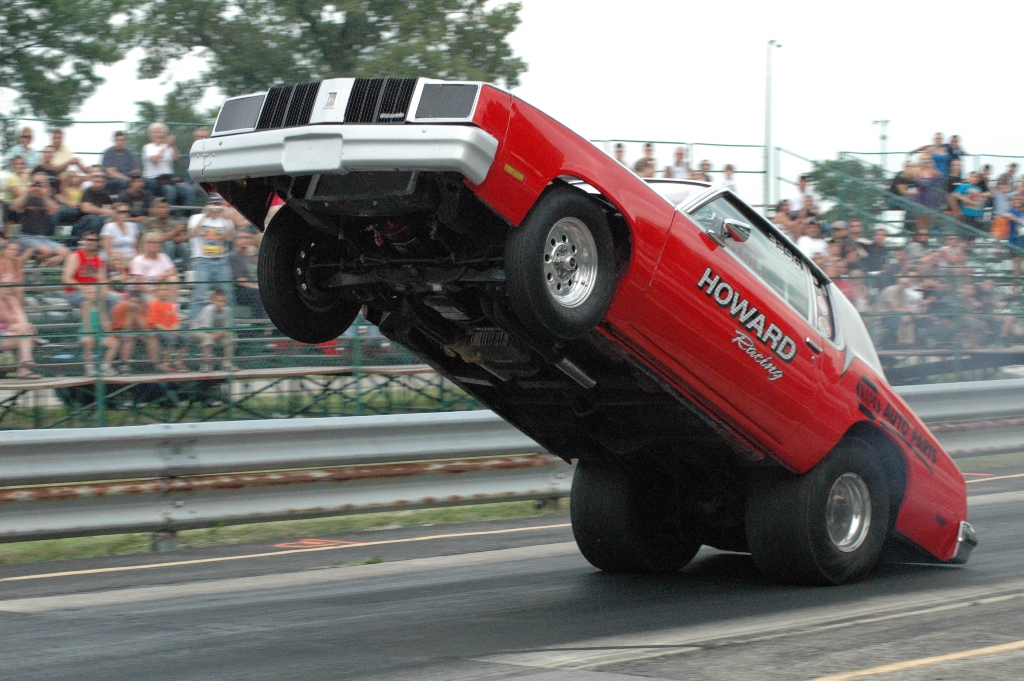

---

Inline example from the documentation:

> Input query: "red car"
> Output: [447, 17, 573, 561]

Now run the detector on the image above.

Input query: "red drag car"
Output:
[190, 77, 975, 584]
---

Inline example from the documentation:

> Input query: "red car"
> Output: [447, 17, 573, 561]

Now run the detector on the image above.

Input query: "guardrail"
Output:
[0, 380, 1020, 546]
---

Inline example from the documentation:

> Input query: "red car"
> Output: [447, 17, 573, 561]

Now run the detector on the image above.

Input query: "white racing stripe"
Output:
[480, 580, 1024, 671]
[0, 542, 580, 613]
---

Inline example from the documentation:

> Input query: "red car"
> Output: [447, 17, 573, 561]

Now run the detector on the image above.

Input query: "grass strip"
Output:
[0, 499, 567, 567]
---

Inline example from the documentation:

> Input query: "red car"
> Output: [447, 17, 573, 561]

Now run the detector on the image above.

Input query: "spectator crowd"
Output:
[0, 125, 265, 378]
[617, 135, 1024, 351]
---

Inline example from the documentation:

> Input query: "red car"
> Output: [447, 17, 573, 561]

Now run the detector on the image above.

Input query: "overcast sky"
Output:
[30, 0, 1024, 199]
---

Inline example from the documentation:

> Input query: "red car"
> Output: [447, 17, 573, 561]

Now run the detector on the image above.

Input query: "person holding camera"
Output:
[8, 172, 69, 266]
[187, 194, 235, 320]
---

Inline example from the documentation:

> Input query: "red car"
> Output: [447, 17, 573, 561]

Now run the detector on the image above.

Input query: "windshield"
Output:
[644, 179, 708, 208]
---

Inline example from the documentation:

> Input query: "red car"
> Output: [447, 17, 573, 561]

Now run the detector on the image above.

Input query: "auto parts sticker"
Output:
[697, 267, 797, 362]
[856, 376, 938, 472]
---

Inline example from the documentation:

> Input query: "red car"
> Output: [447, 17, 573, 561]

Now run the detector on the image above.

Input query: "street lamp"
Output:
[872, 119, 890, 172]
[764, 40, 782, 211]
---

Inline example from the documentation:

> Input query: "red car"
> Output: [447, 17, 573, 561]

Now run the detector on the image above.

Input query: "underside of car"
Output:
[215, 170, 755, 556]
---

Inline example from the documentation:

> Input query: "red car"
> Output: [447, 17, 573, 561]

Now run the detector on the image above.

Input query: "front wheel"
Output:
[258, 205, 361, 344]
[505, 187, 616, 340]
[745, 438, 891, 585]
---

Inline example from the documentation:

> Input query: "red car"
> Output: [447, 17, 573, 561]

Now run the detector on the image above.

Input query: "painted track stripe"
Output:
[966, 472, 1024, 484]
[0, 523, 571, 583]
[812, 638, 1024, 680]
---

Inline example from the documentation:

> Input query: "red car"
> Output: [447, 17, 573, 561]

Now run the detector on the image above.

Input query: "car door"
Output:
[629, 192, 824, 448]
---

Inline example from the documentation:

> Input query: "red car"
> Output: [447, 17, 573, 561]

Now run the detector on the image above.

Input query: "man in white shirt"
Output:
[789, 174, 820, 214]
[143, 122, 193, 206]
[796, 220, 829, 260]
[663, 147, 692, 179]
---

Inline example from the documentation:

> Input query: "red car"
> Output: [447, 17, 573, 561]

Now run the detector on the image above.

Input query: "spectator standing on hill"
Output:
[663, 147, 692, 179]
[101, 131, 141, 195]
[5, 128, 38, 168]
[9, 172, 69, 266]
[913, 158, 945, 232]
[78, 285, 120, 377]
[229, 230, 265, 318]
[74, 170, 116, 237]
[191, 288, 236, 372]
[633, 143, 656, 178]
[187, 195, 235, 319]
[147, 283, 186, 372]
[143, 198, 189, 268]
[914, 133, 952, 177]
[100, 203, 140, 261]
[951, 172, 987, 230]
[130, 232, 177, 295]
[63, 233, 119, 309]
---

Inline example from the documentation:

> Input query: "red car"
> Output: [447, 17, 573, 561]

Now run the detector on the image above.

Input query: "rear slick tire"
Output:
[258, 205, 361, 344]
[570, 459, 701, 574]
[745, 438, 891, 585]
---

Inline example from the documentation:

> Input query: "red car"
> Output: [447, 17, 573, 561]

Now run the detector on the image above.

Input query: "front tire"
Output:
[745, 438, 891, 585]
[505, 187, 616, 340]
[571, 459, 701, 573]
[258, 205, 361, 344]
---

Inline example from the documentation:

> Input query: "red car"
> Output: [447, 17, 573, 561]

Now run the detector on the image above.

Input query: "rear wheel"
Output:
[745, 438, 890, 585]
[571, 459, 701, 573]
[505, 187, 615, 340]
[258, 205, 361, 344]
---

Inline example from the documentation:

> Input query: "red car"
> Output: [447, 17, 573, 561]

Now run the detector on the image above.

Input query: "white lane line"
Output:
[0, 542, 580, 613]
[967, 472, 1024, 484]
[0, 523, 572, 583]
[968, 490, 1024, 507]
[478, 580, 1024, 671]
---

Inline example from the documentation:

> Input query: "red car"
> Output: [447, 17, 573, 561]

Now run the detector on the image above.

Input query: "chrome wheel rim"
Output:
[542, 217, 598, 308]
[826, 472, 872, 553]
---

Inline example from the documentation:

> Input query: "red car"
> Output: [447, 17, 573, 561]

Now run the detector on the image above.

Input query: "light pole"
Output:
[764, 40, 782, 211]
[872, 119, 889, 172]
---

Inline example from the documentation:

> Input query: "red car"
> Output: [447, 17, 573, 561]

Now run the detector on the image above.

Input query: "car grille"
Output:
[256, 81, 322, 130]
[344, 78, 418, 124]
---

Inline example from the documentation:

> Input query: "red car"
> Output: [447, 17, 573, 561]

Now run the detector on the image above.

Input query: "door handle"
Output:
[805, 338, 823, 354]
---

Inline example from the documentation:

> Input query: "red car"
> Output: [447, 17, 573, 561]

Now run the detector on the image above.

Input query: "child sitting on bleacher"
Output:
[191, 288, 236, 372]
[78, 285, 119, 377]
[146, 283, 186, 372]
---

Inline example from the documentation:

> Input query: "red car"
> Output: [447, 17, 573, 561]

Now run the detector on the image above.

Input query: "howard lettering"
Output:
[698, 267, 798, 362]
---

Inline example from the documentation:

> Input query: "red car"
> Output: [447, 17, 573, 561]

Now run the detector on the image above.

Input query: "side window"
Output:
[813, 278, 836, 340]
[689, 196, 812, 320]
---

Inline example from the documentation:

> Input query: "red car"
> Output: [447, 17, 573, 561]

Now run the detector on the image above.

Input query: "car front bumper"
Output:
[948, 520, 978, 565]
[188, 124, 499, 186]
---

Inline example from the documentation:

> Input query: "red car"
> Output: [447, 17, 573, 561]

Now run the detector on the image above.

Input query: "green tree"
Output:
[132, 0, 526, 97]
[0, 0, 129, 124]
[808, 158, 890, 227]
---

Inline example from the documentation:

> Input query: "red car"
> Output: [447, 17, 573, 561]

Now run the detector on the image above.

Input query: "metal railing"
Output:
[0, 379, 1019, 545]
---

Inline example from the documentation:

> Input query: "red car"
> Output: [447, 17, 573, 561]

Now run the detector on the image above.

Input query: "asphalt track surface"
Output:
[1, 458, 1022, 681]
